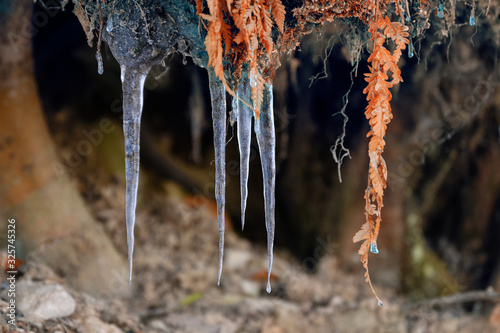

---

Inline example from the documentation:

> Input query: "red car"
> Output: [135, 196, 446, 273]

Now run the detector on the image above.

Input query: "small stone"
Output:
[240, 279, 260, 297]
[165, 313, 217, 333]
[148, 319, 170, 332]
[18, 281, 76, 320]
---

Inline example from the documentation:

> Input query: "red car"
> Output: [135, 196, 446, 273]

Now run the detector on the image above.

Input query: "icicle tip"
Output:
[266, 280, 272, 293]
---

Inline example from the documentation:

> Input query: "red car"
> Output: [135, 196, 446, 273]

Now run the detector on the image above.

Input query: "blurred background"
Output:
[1, 0, 500, 331]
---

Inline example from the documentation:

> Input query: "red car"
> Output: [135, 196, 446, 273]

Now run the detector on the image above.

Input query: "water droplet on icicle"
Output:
[236, 78, 253, 230]
[208, 69, 227, 286]
[254, 84, 276, 293]
[120, 65, 150, 285]
[370, 242, 379, 254]
[469, 12, 476, 26]
[96, 52, 104, 75]
[408, 38, 414, 58]
[437, 4, 444, 18]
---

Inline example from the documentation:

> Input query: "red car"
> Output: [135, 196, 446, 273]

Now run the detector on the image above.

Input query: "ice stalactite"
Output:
[96, 52, 104, 75]
[254, 84, 276, 293]
[208, 69, 227, 285]
[120, 64, 150, 285]
[96, 0, 204, 286]
[408, 37, 414, 58]
[236, 78, 253, 230]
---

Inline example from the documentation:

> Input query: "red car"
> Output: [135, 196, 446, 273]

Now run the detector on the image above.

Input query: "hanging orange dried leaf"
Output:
[354, 8, 408, 304]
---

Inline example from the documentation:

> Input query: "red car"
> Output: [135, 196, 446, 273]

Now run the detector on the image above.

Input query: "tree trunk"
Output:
[0, 0, 127, 298]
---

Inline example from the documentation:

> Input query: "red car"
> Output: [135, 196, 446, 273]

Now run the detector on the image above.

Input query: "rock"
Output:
[18, 281, 76, 320]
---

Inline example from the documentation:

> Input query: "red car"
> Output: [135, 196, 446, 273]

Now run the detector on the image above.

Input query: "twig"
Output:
[407, 289, 500, 311]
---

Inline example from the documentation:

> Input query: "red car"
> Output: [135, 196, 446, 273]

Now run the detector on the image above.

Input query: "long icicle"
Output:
[237, 78, 253, 230]
[254, 83, 276, 293]
[121, 64, 150, 285]
[208, 68, 227, 285]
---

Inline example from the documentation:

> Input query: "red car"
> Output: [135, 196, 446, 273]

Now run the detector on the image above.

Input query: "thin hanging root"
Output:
[96, 0, 104, 75]
[254, 84, 276, 293]
[208, 68, 227, 285]
[236, 78, 253, 230]
[121, 64, 150, 285]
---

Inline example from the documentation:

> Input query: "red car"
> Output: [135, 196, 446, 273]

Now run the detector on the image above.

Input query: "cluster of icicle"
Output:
[118, 62, 276, 292]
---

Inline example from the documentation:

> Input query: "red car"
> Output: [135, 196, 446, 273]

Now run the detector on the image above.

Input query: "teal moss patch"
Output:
[0, 0, 12, 14]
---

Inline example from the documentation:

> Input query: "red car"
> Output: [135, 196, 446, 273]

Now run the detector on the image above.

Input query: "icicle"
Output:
[437, 4, 444, 18]
[96, 52, 104, 75]
[120, 64, 150, 285]
[370, 242, 379, 254]
[254, 84, 276, 293]
[208, 69, 227, 285]
[408, 37, 414, 58]
[237, 78, 253, 230]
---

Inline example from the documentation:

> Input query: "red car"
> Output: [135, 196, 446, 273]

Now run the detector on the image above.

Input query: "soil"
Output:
[1, 170, 499, 332]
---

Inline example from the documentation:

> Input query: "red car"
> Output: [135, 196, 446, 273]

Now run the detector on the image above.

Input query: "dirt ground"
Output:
[1, 169, 499, 333]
